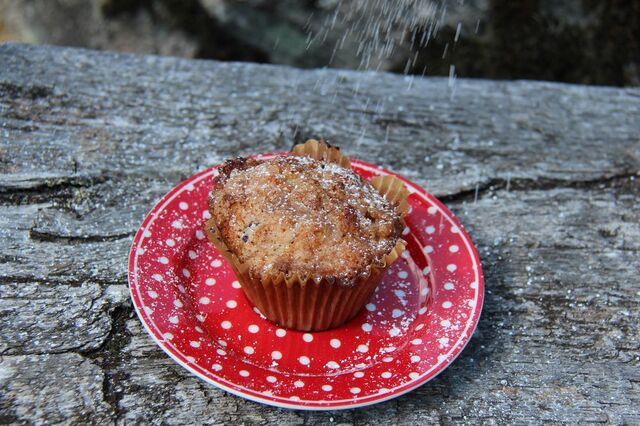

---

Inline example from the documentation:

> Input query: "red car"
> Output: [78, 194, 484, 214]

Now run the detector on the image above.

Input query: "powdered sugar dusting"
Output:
[211, 155, 403, 283]
[129, 157, 482, 408]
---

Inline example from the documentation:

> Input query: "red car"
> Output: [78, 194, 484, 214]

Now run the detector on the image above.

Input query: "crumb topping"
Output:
[209, 155, 403, 285]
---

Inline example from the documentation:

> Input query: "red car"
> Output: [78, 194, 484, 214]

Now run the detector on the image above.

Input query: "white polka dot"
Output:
[173, 299, 183, 308]
[422, 266, 431, 275]
[195, 326, 203, 333]
[179, 202, 189, 210]
[217, 339, 227, 347]
[195, 229, 204, 239]
[244, 346, 254, 355]
[205, 277, 216, 286]
[361, 323, 372, 332]
[468, 300, 476, 307]
[190, 341, 201, 348]
[353, 371, 365, 378]
[217, 348, 227, 356]
[427, 206, 437, 214]
[253, 307, 263, 316]
[221, 320, 231, 329]
[397, 270, 409, 279]
[420, 287, 429, 296]
[163, 332, 173, 340]
[152, 274, 163, 282]
[438, 354, 447, 363]
[425, 226, 435, 234]
[212, 363, 222, 371]
[451, 225, 459, 233]
[325, 361, 340, 369]
[471, 281, 478, 289]
[203, 210, 211, 219]
[211, 259, 222, 268]
[226, 300, 237, 308]
[330, 339, 341, 348]
[379, 388, 390, 393]
[409, 372, 420, 380]
[147, 290, 158, 299]
[143, 229, 152, 238]
[158, 256, 169, 264]
[411, 355, 421, 362]
[441, 319, 451, 327]
[182, 268, 190, 278]
[350, 387, 361, 394]
[449, 245, 459, 253]
[389, 327, 400, 337]
[294, 380, 304, 388]
[275, 328, 286, 337]
[271, 351, 282, 360]
[447, 264, 457, 272]
[357, 344, 369, 353]
[365, 303, 376, 312]
[177, 284, 186, 293]
[438, 337, 450, 347]
[298, 356, 310, 365]
[384, 346, 397, 353]
[266, 376, 277, 383]
[322, 384, 333, 392]
[419, 307, 428, 315]
[290, 396, 300, 401]
[239, 370, 250, 377]
[196, 314, 206, 322]
[383, 356, 394, 363]
[401, 250, 410, 259]
[381, 372, 392, 379]
[411, 338, 423, 345]
[165, 238, 175, 247]
[188, 250, 197, 259]
[303, 333, 313, 342]
[169, 315, 179, 324]
[185, 183, 195, 191]
[442, 301, 453, 309]
[173, 220, 184, 229]
[186, 356, 195, 363]
[402, 226, 410, 235]
[423, 245, 434, 254]
[199, 297, 210, 305]
[392, 309, 404, 318]
[231, 280, 241, 288]
[415, 323, 425, 331]
[248, 324, 259, 333]
[444, 282, 455, 290]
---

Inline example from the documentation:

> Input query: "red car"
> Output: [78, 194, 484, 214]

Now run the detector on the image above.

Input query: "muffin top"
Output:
[209, 155, 403, 285]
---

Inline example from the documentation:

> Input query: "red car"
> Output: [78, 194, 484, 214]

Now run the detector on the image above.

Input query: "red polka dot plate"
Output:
[128, 154, 484, 410]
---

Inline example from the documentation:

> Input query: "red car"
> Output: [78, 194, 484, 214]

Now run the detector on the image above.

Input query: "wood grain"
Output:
[0, 43, 638, 424]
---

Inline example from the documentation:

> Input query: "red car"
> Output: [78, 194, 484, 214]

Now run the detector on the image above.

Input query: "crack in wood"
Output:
[440, 172, 639, 204]
[28, 229, 135, 244]
[0, 174, 110, 205]
[82, 305, 134, 420]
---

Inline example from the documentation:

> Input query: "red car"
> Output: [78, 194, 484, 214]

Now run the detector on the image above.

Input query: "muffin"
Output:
[206, 139, 409, 331]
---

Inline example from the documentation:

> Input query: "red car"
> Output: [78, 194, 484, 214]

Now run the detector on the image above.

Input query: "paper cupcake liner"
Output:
[205, 139, 409, 331]
[291, 138, 352, 169]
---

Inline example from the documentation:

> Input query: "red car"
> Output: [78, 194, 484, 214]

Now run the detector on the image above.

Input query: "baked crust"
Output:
[209, 155, 403, 286]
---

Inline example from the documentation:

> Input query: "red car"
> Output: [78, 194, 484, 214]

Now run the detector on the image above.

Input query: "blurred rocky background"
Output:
[1, 0, 638, 86]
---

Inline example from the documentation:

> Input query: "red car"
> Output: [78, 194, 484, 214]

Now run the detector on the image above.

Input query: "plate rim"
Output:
[128, 154, 485, 410]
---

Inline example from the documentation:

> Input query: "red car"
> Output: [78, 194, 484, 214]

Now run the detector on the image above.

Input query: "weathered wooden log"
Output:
[0, 43, 638, 424]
